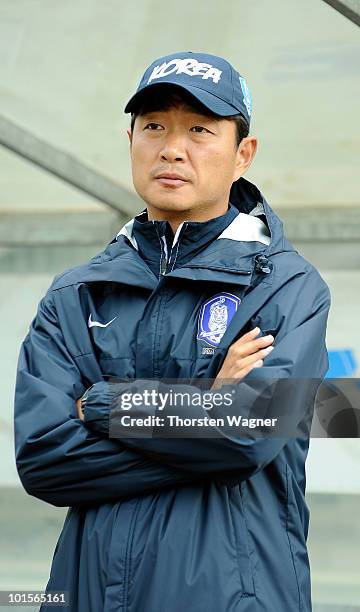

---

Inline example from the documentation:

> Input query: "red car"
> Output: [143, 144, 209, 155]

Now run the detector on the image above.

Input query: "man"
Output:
[14, 51, 330, 611]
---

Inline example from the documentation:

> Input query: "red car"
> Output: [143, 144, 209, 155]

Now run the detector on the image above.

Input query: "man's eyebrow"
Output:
[140, 110, 220, 121]
[194, 114, 220, 122]
[139, 111, 162, 117]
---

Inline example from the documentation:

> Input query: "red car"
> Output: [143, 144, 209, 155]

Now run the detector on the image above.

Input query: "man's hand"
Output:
[76, 398, 84, 421]
[211, 327, 274, 390]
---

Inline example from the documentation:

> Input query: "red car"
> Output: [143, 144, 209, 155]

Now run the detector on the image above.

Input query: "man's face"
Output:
[127, 102, 257, 223]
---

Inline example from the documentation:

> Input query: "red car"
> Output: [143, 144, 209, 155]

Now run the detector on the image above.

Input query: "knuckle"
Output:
[230, 345, 242, 358]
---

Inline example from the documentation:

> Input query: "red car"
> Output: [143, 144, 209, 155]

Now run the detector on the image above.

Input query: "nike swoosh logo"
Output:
[88, 314, 117, 328]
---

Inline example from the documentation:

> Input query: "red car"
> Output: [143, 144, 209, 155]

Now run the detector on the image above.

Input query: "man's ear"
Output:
[233, 136, 258, 182]
[127, 128, 132, 147]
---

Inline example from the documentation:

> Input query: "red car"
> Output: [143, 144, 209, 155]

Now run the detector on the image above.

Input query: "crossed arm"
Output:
[14, 271, 330, 507]
[75, 326, 275, 420]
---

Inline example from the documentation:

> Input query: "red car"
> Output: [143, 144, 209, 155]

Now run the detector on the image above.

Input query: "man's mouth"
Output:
[154, 172, 190, 187]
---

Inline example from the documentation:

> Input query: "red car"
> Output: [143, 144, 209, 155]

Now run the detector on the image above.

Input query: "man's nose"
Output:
[159, 134, 186, 162]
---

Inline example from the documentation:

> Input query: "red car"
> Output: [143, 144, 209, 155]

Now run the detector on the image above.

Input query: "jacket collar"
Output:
[52, 177, 295, 291]
[116, 194, 272, 275]
[126, 203, 240, 278]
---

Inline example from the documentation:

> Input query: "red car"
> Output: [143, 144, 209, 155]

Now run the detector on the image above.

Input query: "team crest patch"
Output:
[197, 292, 241, 347]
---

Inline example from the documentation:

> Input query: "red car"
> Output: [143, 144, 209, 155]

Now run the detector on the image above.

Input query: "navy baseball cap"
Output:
[124, 51, 252, 126]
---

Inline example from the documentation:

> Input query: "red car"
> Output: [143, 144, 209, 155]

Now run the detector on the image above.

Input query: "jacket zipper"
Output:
[160, 235, 168, 275]
[158, 223, 188, 276]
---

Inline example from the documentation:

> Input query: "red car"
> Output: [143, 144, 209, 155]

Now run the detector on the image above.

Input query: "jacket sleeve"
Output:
[14, 288, 201, 508]
[82, 267, 331, 482]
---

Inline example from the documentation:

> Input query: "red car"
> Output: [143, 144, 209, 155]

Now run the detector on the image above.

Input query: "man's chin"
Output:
[146, 199, 197, 215]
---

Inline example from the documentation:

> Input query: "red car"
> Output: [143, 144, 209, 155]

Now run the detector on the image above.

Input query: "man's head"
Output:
[124, 52, 257, 228]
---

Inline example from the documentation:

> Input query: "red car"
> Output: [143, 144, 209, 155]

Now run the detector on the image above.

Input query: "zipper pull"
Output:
[161, 257, 167, 275]
[160, 235, 168, 275]
[254, 254, 272, 274]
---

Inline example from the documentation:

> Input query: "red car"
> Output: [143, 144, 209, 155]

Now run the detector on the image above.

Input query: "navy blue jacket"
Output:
[14, 177, 331, 611]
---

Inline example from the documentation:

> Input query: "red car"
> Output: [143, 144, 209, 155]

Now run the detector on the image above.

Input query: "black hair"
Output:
[129, 83, 249, 149]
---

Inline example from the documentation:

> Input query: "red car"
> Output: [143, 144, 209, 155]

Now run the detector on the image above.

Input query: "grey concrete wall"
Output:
[0, 0, 359, 212]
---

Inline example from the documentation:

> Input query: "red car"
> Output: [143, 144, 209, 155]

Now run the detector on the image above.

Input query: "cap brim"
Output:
[124, 81, 247, 121]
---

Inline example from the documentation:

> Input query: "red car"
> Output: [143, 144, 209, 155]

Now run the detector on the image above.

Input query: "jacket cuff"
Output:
[83, 381, 118, 436]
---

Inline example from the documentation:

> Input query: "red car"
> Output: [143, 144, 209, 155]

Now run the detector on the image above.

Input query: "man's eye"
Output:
[144, 123, 162, 130]
[190, 126, 209, 133]
[143, 124, 210, 133]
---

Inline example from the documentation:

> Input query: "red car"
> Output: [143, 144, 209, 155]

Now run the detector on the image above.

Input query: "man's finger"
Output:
[230, 334, 274, 359]
[236, 346, 274, 369]
[235, 327, 260, 344]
